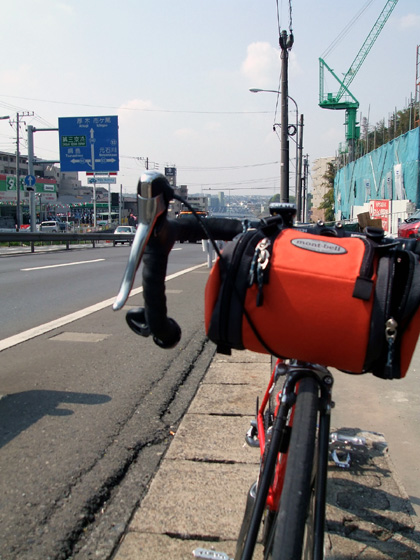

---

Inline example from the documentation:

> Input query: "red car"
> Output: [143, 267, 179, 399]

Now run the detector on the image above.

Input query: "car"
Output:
[398, 210, 420, 238]
[113, 225, 136, 246]
[39, 220, 61, 232]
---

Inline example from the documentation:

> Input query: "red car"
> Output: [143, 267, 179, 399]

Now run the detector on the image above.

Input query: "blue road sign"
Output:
[58, 116, 119, 173]
[25, 174, 36, 187]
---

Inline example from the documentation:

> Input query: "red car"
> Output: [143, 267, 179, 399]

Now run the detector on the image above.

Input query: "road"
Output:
[0, 242, 204, 340]
[0, 243, 214, 560]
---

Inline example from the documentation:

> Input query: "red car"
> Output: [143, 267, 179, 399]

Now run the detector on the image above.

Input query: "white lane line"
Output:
[21, 259, 105, 271]
[0, 262, 207, 352]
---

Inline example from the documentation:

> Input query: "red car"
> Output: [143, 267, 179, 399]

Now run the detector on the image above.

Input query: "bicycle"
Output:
[113, 171, 420, 560]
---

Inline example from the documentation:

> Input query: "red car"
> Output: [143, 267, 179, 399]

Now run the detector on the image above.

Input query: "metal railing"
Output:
[0, 232, 134, 253]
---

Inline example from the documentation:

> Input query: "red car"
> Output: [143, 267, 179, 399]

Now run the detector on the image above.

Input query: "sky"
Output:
[0, 0, 419, 198]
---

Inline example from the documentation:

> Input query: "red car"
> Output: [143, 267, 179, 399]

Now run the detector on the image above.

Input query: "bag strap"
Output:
[398, 251, 420, 328]
[364, 252, 394, 373]
[367, 248, 420, 379]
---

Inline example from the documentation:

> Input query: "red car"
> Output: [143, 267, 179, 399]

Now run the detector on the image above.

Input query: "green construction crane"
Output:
[319, 0, 398, 161]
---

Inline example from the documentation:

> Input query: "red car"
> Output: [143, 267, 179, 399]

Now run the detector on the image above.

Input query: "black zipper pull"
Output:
[255, 238, 271, 306]
[384, 317, 398, 378]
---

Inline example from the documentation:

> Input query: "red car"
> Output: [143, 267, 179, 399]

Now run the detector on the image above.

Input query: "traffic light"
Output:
[111, 193, 119, 207]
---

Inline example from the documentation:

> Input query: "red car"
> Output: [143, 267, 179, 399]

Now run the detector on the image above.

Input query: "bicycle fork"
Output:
[237, 364, 333, 560]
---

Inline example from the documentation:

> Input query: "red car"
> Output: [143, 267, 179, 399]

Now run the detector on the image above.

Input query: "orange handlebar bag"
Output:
[205, 226, 420, 380]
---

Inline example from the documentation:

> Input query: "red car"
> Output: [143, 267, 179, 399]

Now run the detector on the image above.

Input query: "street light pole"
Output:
[296, 114, 304, 222]
[250, 87, 303, 214]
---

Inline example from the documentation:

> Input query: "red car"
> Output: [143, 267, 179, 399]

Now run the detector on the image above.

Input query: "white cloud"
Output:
[204, 121, 222, 132]
[0, 65, 33, 87]
[117, 99, 158, 123]
[174, 128, 198, 139]
[399, 13, 420, 29]
[57, 2, 74, 14]
[288, 51, 302, 78]
[241, 42, 280, 87]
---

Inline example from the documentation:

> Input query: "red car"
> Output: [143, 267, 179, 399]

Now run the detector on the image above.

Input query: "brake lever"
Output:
[113, 171, 170, 311]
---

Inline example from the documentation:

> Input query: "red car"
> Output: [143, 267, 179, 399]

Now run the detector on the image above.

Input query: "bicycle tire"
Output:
[267, 376, 319, 560]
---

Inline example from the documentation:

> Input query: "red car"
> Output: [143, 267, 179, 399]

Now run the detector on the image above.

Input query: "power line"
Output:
[180, 161, 280, 171]
[321, 0, 375, 59]
[120, 155, 280, 172]
[0, 95, 271, 115]
[187, 175, 280, 187]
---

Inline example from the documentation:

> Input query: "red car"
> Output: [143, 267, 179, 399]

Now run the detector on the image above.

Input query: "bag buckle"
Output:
[248, 238, 271, 306]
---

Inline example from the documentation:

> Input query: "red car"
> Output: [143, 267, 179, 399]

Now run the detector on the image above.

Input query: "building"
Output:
[0, 150, 81, 190]
[334, 128, 420, 234]
[0, 150, 83, 223]
[311, 156, 335, 222]
[184, 195, 208, 213]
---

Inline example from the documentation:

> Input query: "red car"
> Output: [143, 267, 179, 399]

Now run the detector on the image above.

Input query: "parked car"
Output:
[39, 220, 61, 232]
[113, 225, 136, 246]
[398, 210, 420, 238]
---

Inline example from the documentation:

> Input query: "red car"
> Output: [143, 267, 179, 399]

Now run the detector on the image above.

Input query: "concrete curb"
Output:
[112, 350, 420, 560]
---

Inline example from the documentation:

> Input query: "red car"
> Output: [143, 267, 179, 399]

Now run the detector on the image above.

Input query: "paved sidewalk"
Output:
[113, 350, 420, 560]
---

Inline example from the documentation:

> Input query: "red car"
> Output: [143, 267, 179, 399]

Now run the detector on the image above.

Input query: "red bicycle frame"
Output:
[257, 359, 297, 512]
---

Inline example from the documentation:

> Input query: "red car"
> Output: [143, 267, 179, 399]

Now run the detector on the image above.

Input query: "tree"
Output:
[269, 193, 296, 204]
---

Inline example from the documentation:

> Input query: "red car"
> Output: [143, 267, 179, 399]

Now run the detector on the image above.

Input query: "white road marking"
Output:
[21, 259, 105, 271]
[51, 332, 111, 343]
[0, 262, 207, 352]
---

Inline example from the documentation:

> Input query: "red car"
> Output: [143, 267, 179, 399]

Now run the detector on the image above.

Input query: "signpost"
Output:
[58, 116, 119, 173]
[165, 167, 177, 187]
[88, 176, 117, 184]
[24, 174, 36, 190]
[370, 199, 390, 232]
[59, 116, 119, 227]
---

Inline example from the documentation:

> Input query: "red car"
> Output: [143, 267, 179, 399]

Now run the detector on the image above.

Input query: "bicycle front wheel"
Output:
[269, 376, 319, 560]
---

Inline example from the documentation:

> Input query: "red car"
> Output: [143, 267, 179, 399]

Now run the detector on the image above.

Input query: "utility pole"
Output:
[13, 111, 34, 229]
[279, 29, 294, 202]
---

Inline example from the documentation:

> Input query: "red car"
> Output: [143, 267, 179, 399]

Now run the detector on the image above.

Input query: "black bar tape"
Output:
[141, 216, 242, 348]
[142, 220, 181, 348]
[172, 216, 243, 242]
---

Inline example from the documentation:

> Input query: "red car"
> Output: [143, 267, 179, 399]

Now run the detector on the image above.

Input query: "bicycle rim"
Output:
[267, 376, 319, 560]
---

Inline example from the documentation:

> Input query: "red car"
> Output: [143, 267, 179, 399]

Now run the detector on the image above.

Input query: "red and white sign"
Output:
[369, 199, 390, 232]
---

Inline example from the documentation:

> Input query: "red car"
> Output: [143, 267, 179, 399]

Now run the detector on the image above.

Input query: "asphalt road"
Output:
[0, 244, 214, 560]
[0, 242, 205, 340]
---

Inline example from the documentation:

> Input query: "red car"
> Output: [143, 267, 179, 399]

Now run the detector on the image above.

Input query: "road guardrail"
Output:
[0, 232, 134, 253]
